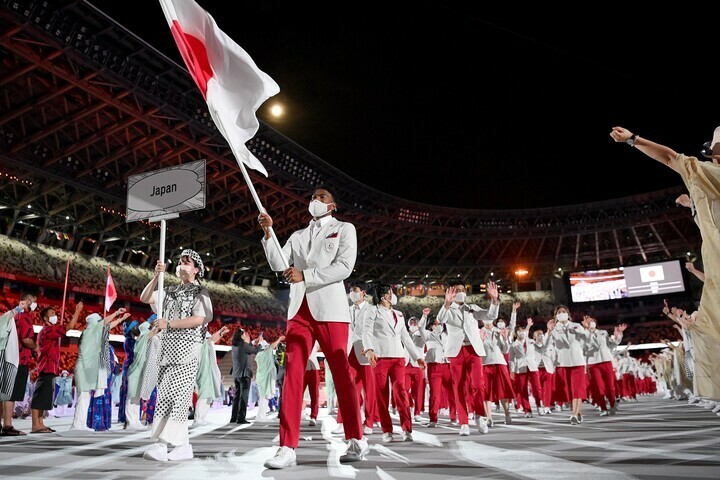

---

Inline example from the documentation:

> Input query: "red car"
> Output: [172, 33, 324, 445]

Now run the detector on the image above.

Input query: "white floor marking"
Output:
[376, 466, 399, 479]
[371, 444, 410, 464]
[321, 416, 359, 478]
[146, 446, 279, 480]
[454, 440, 636, 480]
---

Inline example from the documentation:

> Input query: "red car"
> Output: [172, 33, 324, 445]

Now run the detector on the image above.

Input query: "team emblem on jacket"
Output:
[325, 241, 336, 252]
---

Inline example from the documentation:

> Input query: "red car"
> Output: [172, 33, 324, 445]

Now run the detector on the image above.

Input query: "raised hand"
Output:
[610, 126, 633, 143]
[500, 327, 509, 339]
[422, 307, 431, 316]
[547, 318, 556, 332]
[486, 281, 499, 301]
[444, 287, 456, 305]
[257, 212, 274, 231]
[512, 301, 521, 311]
[154, 260, 166, 275]
[526, 317, 534, 328]
[75, 301, 84, 313]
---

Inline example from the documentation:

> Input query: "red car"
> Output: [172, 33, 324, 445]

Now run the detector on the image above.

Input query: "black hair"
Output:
[448, 279, 465, 287]
[314, 184, 339, 209]
[372, 283, 392, 305]
[350, 280, 368, 292]
[20, 292, 36, 301]
[231, 329, 244, 346]
[40, 306, 54, 319]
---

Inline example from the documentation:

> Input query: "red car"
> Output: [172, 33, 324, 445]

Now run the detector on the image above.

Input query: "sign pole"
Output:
[157, 218, 167, 319]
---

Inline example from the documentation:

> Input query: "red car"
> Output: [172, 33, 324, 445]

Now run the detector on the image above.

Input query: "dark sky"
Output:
[91, 1, 715, 210]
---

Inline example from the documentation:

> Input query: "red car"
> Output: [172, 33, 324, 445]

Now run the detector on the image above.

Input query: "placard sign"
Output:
[126, 160, 206, 222]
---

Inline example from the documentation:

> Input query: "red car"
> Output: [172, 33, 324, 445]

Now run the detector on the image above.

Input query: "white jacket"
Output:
[585, 329, 622, 365]
[418, 314, 450, 364]
[481, 327, 509, 366]
[533, 335, 556, 374]
[550, 321, 586, 367]
[404, 329, 426, 367]
[348, 301, 372, 364]
[437, 302, 499, 358]
[262, 216, 356, 322]
[362, 305, 423, 361]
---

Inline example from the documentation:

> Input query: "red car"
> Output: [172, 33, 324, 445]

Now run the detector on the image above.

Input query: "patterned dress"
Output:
[87, 346, 114, 431]
[150, 281, 213, 447]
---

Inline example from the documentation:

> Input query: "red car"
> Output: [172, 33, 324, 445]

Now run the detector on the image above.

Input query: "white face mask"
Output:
[48, 315, 58, 325]
[308, 199, 330, 218]
[390, 293, 398, 306]
[483, 320, 494, 328]
[409, 325, 418, 333]
[454, 292, 467, 303]
[556, 312, 569, 323]
[176, 264, 196, 279]
[432, 324, 442, 332]
[30, 301, 38, 311]
[517, 332, 526, 339]
[589, 321, 597, 329]
[349, 291, 362, 303]
[497, 321, 506, 329]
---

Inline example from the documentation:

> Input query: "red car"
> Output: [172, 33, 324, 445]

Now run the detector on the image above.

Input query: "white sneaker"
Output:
[309, 418, 317, 426]
[570, 415, 579, 425]
[129, 422, 149, 431]
[264, 446, 297, 469]
[339, 438, 369, 462]
[712, 404, 720, 413]
[143, 443, 168, 462]
[555, 404, 562, 412]
[69, 425, 94, 432]
[449, 420, 459, 427]
[402, 431, 413, 442]
[427, 421, 437, 428]
[413, 415, 422, 423]
[475, 417, 489, 434]
[167, 444, 193, 461]
[459, 424, 470, 436]
[504, 412, 512, 425]
[363, 426, 373, 435]
[599, 410, 609, 417]
[332, 424, 344, 435]
[382, 432, 393, 443]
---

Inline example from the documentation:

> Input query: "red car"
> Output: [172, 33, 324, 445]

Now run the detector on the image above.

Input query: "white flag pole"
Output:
[234, 156, 289, 271]
[157, 218, 167, 319]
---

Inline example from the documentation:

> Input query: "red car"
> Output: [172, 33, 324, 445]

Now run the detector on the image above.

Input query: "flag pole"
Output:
[230, 145, 290, 269]
[157, 218, 167, 319]
[59, 258, 70, 322]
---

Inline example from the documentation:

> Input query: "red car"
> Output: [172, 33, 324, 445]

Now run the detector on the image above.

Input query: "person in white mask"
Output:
[437, 279, 499, 436]
[257, 186, 368, 468]
[404, 316, 426, 423]
[583, 316, 626, 416]
[481, 317, 514, 426]
[335, 281, 375, 435]
[509, 318, 544, 417]
[32, 303, 83, 433]
[547, 305, 587, 425]
[418, 308, 457, 427]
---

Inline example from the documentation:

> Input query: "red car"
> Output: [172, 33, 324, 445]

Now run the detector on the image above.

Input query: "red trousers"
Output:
[280, 298, 362, 448]
[337, 349, 376, 428]
[538, 367, 554, 408]
[428, 362, 456, 422]
[513, 370, 543, 412]
[448, 346, 486, 424]
[374, 357, 413, 434]
[622, 373, 637, 399]
[303, 369, 320, 419]
[405, 365, 425, 416]
[588, 361, 616, 410]
[557, 365, 587, 401]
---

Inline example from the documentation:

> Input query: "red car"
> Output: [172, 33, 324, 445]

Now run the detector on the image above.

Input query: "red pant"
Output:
[428, 363, 456, 422]
[280, 298, 362, 448]
[588, 361, 616, 411]
[374, 357, 412, 434]
[448, 346, 486, 425]
[622, 373, 636, 399]
[405, 365, 425, 416]
[513, 371, 543, 412]
[303, 369, 320, 419]
[337, 349, 376, 428]
[538, 367, 554, 408]
[557, 365, 587, 401]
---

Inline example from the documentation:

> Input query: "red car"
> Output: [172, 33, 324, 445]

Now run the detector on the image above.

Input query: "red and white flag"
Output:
[159, 0, 280, 176]
[105, 267, 117, 313]
[639, 265, 665, 283]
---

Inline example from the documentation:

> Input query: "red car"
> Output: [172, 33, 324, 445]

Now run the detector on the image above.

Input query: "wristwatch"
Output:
[626, 134, 638, 147]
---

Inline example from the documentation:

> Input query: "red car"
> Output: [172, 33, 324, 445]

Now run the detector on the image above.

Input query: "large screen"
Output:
[568, 260, 686, 303]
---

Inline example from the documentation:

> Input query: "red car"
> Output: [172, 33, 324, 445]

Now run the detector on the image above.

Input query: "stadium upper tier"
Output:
[0, 1, 701, 287]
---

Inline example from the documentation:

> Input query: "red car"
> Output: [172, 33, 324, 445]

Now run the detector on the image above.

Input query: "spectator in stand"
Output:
[1, 293, 37, 436]
[32, 302, 83, 433]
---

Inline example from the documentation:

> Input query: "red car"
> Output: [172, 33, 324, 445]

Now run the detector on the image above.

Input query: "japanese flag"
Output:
[105, 267, 117, 313]
[639, 265, 665, 283]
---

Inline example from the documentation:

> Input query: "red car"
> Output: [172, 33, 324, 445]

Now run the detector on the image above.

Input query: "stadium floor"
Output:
[1, 394, 718, 480]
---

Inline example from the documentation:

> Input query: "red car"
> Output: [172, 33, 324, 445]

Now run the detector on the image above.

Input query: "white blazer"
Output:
[362, 305, 423, 361]
[418, 314, 449, 364]
[437, 302, 499, 358]
[262, 216, 356, 322]
[533, 335, 556, 374]
[509, 337, 533, 373]
[481, 328, 509, 365]
[403, 329, 426, 367]
[348, 301, 371, 365]
[585, 329, 622, 365]
[550, 321, 587, 367]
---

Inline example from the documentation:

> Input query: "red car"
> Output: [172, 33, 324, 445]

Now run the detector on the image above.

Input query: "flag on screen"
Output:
[639, 265, 665, 283]
[105, 267, 117, 313]
[159, 0, 279, 176]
